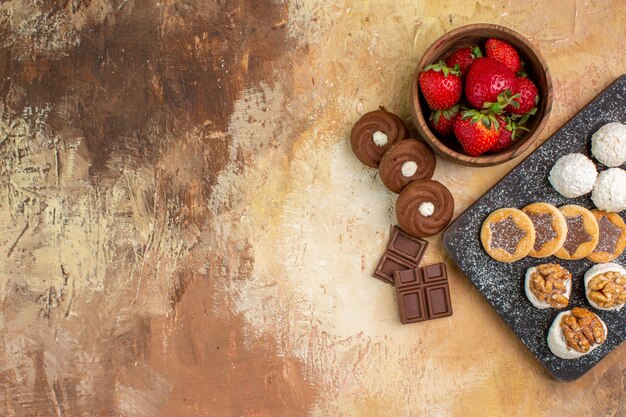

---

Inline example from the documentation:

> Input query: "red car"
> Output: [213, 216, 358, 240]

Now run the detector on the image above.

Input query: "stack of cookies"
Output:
[350, 107, 455, 238]
[481, 203, 626, 263]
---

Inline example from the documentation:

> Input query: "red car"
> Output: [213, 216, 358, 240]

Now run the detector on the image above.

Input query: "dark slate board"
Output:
[442, 74, 626, 381]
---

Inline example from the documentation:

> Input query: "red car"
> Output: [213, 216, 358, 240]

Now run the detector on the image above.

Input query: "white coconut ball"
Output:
[591, 122, 626, 167]
[524, 266, 572, 309]
[591, 168, 626, 212]
[547, 310, 607, 360]
[548, 153, 598, 198]
[584, 263, 626, 311]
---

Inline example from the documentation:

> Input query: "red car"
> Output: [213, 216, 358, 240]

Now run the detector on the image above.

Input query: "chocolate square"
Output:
[373, 226, 429, 285]
[394, 268, 421, 286]
[393, 263, 453, 324]
[373, 253, 417, 284]
[421, 263, 447, 284]
[387, 226, 429, 264]
[424, 283, 452, 319]
[397, 289, 427, 324]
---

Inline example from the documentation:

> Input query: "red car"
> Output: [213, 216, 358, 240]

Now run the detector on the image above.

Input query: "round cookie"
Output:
[587, 210, 626, 263]
[591, 168, 626, 213]
[548, 153, 597, 198]
[522, 202, 567, 258]
[547, 307, 607, 360]
[395, 180, 454, 237]
[379, 139, 436, 193]
[350, 107, 408, 168]
[584, 263, 626, 311]
[480, 208, 536, 263]
[548, 153, 598, 198]
[524, 263, 572, 309]
[591, 121, 626, 167]
[554, 205, 599, 260]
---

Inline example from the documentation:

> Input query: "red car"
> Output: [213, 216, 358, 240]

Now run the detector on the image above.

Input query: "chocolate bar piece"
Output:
[387, 226, 429, 263]
[393, 263, 452, 324]
[373, 226, 429, 284]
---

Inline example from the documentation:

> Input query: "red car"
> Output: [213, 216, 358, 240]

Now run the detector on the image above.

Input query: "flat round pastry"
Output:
[522, 202, 567, 258]
[547, 307, 607, 359]
[587, 210, 626, 263]
[524, 263, 572, 309]
[591, 168, 626, 213]
[480, 208, 536, 263]
[554, 205, 599, 260]
[350, 107, 408, 168]
[395, 180, 454, 237]
[379, 139, 436, 193]
[584, 263, 626, 311]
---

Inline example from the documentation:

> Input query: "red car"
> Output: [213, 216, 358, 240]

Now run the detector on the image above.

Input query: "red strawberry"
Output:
[485, 38, 521, 73]
[490, 114, 531, 153]
[454, 110, 501, 156]
[445, 46, 482, 77]
[490, 118, 513, 153]
[428, 105, 460, 137]
[419, 60, 462, 110]
[465, 57, 517, 109]
[506, 77, 539, 114]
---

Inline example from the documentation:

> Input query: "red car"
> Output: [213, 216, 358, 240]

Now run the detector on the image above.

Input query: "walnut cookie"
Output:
[524, 263, 572, 309]
[586, 210, 626, 263]
[554, 205, 599, 260]
[584, 263, 626, 311]
[547, 307, 608, 360]
[481, 208, 535, 263]
[522, 202, 567, 258]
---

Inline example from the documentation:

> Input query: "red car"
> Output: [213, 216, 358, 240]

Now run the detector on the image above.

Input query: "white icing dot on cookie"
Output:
[401, 161, 418, 177]
[372, 131, 388, 147]
[418, 201, 435, 217]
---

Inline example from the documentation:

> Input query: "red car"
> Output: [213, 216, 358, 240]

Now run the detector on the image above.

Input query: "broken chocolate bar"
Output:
[393, 263, 452, 324]
[373, 226, 429, 284]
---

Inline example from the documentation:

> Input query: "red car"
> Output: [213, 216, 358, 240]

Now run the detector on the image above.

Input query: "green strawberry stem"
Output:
[460, 109, 500, 130]
[422, 60, 461, 77]
[517, 61, 528, 78]
[482, 90, 521, 114]
[502, 114, 531, 141]
[510, 107, 537, 124]
[431, 105, 459, 125]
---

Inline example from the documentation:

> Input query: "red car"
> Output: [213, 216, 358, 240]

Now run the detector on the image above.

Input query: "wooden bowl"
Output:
[410, 24, 553, 167]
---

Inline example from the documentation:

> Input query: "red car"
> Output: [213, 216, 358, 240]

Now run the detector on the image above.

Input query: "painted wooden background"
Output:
[0, 0, 624, 416]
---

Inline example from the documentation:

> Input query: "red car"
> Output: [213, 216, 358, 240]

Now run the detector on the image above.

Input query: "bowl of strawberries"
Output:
[410, 24, 553, 166]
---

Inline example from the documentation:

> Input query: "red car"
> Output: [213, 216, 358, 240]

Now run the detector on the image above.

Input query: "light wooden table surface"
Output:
[0, 1, 624, 416]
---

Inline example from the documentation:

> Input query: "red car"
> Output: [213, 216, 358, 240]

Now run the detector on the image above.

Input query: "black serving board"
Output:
[442, 74, 626, 381]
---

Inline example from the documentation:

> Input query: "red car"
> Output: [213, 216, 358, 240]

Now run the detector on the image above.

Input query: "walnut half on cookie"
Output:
[584, 263, 626, 311]
[524, 263, 572, 309]
[548, 307, 608, 359]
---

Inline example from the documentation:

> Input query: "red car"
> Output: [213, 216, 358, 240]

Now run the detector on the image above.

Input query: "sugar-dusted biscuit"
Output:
[554, 205, 599, 260]
[587, 210, 626, 263]
[522, 202, 567, 258]
[481, 208, 535, 263]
